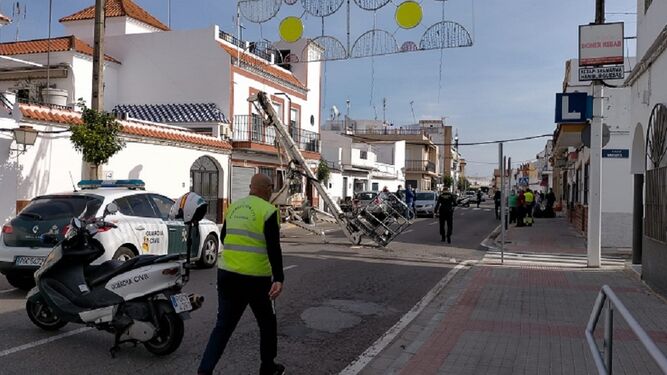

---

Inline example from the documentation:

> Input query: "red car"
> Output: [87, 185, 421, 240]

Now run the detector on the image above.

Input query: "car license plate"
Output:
[15, 256, 45, 267]
[170, 293, 192, 314]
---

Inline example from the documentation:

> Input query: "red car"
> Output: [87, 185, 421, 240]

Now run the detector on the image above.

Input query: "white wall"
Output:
[0, 119, 83, 222]
[105, 26, 230, 112]
[324, 170, 344, 204]
[321, 131, 352, 165]
[105, 140, 229, 200]
[635, 0, 667, 59]
[71, 55, 121, 109]
[62, 17, 160, 46]
[351, 143, 375, 169]
[62, 18, 130, 46]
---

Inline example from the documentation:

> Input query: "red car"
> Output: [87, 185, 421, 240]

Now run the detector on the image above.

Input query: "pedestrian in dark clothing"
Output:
[494, 190, 501, 220]
[395, 185, 405, 200]
[476, 190, 482, 208]
[545, 188, 556, 217]
[435, 190, 455, 243]
[198, 174, 286, 375]
[405, 185, 415, 219]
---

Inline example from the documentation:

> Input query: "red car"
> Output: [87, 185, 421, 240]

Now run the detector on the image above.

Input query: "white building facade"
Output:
[626, 0, 667, 294]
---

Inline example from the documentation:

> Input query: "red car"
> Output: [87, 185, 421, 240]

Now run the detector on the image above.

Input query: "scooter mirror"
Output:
[40, 233, 58, 246]
[105, 203, 119, 216]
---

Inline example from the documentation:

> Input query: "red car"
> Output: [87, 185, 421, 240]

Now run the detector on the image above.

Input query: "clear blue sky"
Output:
[3, 0, 636, 178]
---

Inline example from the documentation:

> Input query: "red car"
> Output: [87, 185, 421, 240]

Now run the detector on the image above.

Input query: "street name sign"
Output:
[602, 149, 629, 158]
[579, 65, 624, 81]
[579, 23, 624, 66]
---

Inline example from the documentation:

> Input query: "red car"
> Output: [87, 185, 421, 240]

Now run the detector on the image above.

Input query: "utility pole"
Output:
[499, 143, 505, 264]
[587, 0, 605, 268]
[91, 0, 105, 111]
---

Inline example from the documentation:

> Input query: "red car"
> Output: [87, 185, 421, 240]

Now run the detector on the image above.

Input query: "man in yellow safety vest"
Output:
[198, 174, 285, 375]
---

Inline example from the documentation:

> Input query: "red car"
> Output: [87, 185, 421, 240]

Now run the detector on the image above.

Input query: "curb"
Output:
[339, 259, 477, 375]
[480, 224, 502, 251]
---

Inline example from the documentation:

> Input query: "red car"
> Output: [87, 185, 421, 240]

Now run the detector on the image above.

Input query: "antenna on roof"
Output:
[69, 171, 78, 192]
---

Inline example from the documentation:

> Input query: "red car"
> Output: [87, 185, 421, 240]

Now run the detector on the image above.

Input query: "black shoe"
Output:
[447, 236, 451, 243]
[441, 237, 446, 242]
[260, 363, 285, 375]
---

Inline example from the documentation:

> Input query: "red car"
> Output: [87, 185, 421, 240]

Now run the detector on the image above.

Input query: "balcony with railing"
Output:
[232, 115, 277, 150]
[405, 160, 436, 174]
[232, 115, 320, 155]
[290, 126, 321, 154]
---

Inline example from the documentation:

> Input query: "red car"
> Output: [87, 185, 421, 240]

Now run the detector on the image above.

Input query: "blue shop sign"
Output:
[602, 149, 629, 158]
[555, 93, 592, 123]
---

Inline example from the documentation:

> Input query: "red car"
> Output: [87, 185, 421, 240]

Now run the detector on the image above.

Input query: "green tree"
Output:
[457, 176, 470, 191]
[70, 102, 125, 179]
[442, 175, 454, 190]
[317, 159, 331, 184]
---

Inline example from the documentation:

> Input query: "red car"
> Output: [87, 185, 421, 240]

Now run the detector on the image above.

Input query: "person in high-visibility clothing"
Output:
[524, 188, 535, 226]
[198, 174, 285, 375]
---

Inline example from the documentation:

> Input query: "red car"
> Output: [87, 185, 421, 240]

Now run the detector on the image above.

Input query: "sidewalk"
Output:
[353, 218, 667, 375]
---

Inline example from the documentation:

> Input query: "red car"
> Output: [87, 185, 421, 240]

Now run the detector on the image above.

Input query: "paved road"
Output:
[0, 202, 498, 374]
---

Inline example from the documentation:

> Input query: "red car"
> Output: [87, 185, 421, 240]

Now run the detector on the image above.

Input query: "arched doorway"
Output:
[191, 156, 221, 223]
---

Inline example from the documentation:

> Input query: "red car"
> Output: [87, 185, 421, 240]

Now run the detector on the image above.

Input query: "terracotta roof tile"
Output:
[60, 0, 169, 31]
[19, 103, 231, 151]
[0, 35, 120, 63]
[218, 42, 306, 90]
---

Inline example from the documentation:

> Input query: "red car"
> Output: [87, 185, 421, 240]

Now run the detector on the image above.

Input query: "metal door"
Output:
[232, 166, 255, 202]
[191, 156, 220, 222]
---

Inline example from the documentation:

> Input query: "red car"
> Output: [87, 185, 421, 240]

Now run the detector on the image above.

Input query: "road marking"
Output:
[0, 327, 92, 358]
[339, 260, 475, 375]
[0, 265, 302, 359]
[0, 288, 18, 294]
[428, 221, 438, 226]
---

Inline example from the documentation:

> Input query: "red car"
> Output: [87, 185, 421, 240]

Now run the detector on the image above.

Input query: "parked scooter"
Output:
[25, 193, 207, 357]
[456, 196, 471, 207]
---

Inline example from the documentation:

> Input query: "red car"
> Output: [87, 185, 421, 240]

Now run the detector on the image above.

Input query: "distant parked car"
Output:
[0, 180, 220, 290]
[414, 191, 438, 217]
[353, 191, 378, 209]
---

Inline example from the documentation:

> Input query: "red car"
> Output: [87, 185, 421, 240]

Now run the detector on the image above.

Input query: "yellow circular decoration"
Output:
[279, 16, 303, 43]
[395, 1, 423, 30]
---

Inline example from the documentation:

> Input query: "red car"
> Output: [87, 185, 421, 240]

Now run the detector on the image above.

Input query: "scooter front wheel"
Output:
[144, 308, 184, 356]
[26, 299, 67, 331]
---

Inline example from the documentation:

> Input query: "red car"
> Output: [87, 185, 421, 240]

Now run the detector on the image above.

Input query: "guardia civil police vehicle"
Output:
[0, 180, 220, 290]
[26, 192, 206, 356]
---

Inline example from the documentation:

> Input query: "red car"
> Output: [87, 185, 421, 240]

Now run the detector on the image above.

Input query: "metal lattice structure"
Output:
[647, 103, 667, 170]
[236, 0, 473, 62]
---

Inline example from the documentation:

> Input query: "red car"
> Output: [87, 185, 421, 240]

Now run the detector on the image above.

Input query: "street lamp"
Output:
[12, 125, 38, 153]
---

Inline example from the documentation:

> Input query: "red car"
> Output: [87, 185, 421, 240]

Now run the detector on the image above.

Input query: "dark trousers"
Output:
[439, 212, 453, 239]
[198, 269, 277, 374]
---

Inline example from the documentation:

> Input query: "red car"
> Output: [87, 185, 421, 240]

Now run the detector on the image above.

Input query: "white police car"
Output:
[0, 180, 220, 290]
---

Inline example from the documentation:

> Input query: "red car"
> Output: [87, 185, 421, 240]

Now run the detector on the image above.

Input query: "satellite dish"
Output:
[581, 124, 611, 148]
[331, 105, 340, 120]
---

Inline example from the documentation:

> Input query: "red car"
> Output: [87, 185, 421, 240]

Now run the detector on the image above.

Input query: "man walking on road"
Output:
[405, 185, 415, 219]
[198, 174, 286, 375]
[476, 190, 482, 208]
[435, 190, 455, 243]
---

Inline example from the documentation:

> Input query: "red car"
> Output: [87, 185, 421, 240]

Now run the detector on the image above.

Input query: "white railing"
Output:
[586, 285, 667, 374]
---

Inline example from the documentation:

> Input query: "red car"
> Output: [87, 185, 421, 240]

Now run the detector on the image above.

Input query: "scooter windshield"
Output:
[34, 245, 63, 281]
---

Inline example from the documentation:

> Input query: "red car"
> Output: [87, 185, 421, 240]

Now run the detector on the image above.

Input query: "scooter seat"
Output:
[84, 260, 125, 283]
[87, 255, 175, 287]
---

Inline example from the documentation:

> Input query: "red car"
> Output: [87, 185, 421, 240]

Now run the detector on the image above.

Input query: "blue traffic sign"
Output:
[602, 149, 629, 158]
[555, 93, 591, 123]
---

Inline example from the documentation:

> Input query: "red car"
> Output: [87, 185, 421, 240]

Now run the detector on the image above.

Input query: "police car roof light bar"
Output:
[78, 179, 146, 190]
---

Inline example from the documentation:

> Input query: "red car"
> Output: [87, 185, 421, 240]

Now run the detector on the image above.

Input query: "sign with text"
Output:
[555, 93, 590, 123]
[602, 149, 629, 158]
[579, 23, 624, 66]
[579, 65, 624, 81]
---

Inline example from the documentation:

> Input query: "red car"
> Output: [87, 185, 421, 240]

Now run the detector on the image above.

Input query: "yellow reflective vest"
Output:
[218, 195, 278, 277]
[524, 191, 534, 204]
